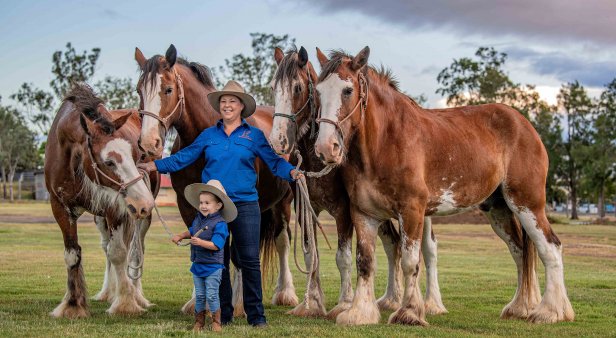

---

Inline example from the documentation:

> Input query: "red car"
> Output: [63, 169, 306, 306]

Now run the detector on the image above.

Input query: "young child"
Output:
[172, 179, 237, 333]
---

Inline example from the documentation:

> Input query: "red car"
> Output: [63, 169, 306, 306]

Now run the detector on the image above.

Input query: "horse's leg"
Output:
[389, 204, 428, 326]
[376, 219, 403, 311]
[287, 208, 327, 317]
[50, 199, 88, 318]
[503, 190, 574, 323]
[232, 265, 245, 317]
[271, 196, 298, 306]
[93, 216, 116, 303]
[336, 209, 380, 325]
[326, 208, 355, 319]
[421, 217, 448, 315]
[107, 221, 144, 315]
[482, 191, 540, 320]
[129, 217, 153, 308]
[176, 192, 197, 315]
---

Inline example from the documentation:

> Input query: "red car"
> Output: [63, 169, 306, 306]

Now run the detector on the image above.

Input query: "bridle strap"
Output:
[138, 68, 185, 138]
[272, 69, 315, 133]
[316, 71, 368, 142]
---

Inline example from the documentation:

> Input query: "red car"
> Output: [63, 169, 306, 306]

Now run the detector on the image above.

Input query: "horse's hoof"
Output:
[50, 301, 89, 319]
[326, 302, 352, 320]
[287, 301, 326, 317]
[376, 295, 402, 312]
[335, 302, 380, 325]
[272, 288, 299, 306]
[424, 298, 448, 315]
[388, 307, 428, 326]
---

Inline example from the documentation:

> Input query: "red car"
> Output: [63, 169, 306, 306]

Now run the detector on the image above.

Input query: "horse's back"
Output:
[248, 106, 274, 135]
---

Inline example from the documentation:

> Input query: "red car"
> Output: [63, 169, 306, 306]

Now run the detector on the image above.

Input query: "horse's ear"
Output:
[316, 47, 329, 68]
[80, 113, 97, 136]
[165, 44, 177, 68]
[351, 46, 370, 71]
[96, 103, 110, 118]
[274, 47, 284, 66]
[135, 47, 147, 70]
[111, 111, 132, 131]
[298, 46, 308, 68]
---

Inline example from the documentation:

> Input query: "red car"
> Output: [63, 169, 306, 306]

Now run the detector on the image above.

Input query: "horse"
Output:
[312, 47, 574, 325]
[270, 46, 447, 317]
[45, 83, 160, 318]
[134, 45, 297, 315]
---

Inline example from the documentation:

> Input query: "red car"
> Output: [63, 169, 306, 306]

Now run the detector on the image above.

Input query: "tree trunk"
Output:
[8, 168, 14, 202]
[1, 166, 6, 200]
[570, 184, 578, 220]
[598, 183, 605, 220]
[18, 172, 23, 200]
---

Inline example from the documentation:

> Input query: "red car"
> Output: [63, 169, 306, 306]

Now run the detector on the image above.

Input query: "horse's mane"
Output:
[274, 46, 299, 89]
[319, 49, 420, 107]
[65, 83, 115, 135]
[140, 55, 215, 89]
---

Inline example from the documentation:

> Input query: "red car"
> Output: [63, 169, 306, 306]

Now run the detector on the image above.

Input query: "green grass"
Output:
[1, 203, 615, 337]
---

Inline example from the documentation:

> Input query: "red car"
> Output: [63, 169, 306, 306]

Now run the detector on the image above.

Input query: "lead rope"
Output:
[291, 150, 334, 309]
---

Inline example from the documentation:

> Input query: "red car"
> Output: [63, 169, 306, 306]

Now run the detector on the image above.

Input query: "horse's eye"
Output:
[294, 84, 302, 94]
[343, 87, 353, 96]
[104, 160, 116, 168]
[165, 87, 173, 95]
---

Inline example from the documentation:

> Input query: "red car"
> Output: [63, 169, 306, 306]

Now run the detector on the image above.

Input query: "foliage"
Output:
[9, 83, 55, 136]
[217, 33, 295, 106]
[94, 76, 139, 110]
[50, 42, 101, 99]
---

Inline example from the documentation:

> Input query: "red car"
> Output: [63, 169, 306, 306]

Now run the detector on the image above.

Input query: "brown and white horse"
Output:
[270, 46, 447, 317]
[134, 45, 297, 314]
[45, 84, 159, 318]
[313, 47, 574, 325]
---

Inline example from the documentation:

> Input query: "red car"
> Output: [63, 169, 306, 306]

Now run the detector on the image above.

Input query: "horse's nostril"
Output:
[333, 143, 340, 154]
[154, 139, 161, 149]
[318, 153, 325, 161]
[140, 207, 148, 216]
[127, 204, 137, 214]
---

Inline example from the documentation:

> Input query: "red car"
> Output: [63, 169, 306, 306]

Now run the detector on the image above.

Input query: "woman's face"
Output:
[219, 94, 244, 122]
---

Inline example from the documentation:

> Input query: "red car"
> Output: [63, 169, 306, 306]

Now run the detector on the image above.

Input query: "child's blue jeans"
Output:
[193, 268, 223, 313]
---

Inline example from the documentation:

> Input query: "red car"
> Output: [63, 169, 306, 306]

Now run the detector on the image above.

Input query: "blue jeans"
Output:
[193, 268, 222, 313]
[219, 201, 266, 325]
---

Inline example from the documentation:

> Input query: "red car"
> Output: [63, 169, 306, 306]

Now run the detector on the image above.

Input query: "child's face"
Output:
[199, 192, 223, 216]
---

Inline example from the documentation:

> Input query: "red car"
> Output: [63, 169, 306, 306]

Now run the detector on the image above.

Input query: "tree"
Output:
[9, 82, 55, 136]
[0, 101, 39, 201]
[95, 76, 139, 110]
[558, 81, 594, 219]
[584, 78, 616, 219]
[50, 42, 101, 99]
[217, 33, 295, 105]
[436, 47, 515, 107]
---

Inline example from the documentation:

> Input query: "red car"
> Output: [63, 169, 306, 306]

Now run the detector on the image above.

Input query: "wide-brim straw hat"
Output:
[184, 180, 237, 222]
[207, 80, 256, 118]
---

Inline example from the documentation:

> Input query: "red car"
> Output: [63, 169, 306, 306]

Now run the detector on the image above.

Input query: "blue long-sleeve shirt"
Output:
[154, 119, 295, 202]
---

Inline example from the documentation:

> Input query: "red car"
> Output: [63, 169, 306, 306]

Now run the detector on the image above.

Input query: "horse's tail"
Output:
[260, 207, 277, 286]
[521, 222, 538, 303]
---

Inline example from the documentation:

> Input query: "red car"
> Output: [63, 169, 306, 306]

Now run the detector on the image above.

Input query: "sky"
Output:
[1, 0, 615, 109]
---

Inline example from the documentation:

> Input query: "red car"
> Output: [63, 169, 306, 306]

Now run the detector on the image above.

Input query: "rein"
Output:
[138, 68, 186, 139]
[316, 71, 369, 142]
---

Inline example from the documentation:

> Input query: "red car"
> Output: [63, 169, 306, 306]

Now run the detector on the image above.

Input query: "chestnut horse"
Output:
[313, 47, 574, 325]
[45, 84, 159, 318]
[134, 45, 297, 314]
[270, 46, 447, 317]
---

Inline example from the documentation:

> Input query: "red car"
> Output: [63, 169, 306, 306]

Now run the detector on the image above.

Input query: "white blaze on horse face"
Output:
[101, 139, 154, 211]
[315, 74, 352, 161]
[271, 79, 294, 153]
[140, 73, 163, 144]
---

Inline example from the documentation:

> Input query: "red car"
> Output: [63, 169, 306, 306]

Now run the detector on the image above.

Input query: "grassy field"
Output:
[1, 202, 615, 337]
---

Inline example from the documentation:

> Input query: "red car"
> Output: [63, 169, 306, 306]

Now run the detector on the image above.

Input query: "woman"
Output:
[139, 80, 302, 327]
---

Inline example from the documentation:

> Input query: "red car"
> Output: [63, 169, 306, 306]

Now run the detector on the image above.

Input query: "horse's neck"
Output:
[174, 69, 219, 145]
[353, 79, 422, 171]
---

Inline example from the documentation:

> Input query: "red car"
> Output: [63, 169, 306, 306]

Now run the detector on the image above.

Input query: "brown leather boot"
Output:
[212, 309, 222, 332]
[193, 310, 206, 332]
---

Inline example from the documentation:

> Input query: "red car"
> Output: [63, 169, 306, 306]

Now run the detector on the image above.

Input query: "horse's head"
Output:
[135, 44, 184, 157]
[79, 102, 155, 219]
[314, 46, 370, 166]
[270, 46, 319, 155]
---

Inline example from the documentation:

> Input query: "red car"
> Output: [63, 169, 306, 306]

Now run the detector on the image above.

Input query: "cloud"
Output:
[298, 0, 616, 46]
[505, 47, 616, 87]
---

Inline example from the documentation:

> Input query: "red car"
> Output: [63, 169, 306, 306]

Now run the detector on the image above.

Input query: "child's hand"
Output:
[190, 236, 202, 246]
[171, 234, 182, 244]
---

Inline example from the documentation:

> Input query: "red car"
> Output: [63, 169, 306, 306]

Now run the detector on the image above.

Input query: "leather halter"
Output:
[138, 68, 185, 137]
[85, 135, 146, 197]
[272, 68, 317, 137]
[316, 71, 368, 142]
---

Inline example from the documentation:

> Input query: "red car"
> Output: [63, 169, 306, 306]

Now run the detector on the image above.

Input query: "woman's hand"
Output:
[291, 169, 304, 181]
[137, 162, 157, 173]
